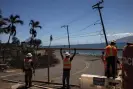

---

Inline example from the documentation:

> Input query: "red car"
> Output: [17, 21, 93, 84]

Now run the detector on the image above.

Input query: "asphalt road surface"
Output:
[0, 51, 104, 87]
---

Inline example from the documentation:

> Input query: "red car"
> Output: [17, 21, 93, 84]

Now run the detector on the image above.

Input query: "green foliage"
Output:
[3, 14, 23, 43]
[12, 36, 20, 45]
[29, 20, 42, 38]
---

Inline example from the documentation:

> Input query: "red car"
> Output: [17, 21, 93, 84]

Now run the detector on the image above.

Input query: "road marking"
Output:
[51, 61, 90, 80]
[72, 61, 89, 75]
[5, 70, 16, 73]
[0, 72, 23, 78]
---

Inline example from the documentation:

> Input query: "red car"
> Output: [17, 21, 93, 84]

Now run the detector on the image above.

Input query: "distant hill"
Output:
[116, 36, 133, 43]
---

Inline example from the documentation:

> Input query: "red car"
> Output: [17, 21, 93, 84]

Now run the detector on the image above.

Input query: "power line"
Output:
[67, 10, 97, 25]
[42, 10, 97, 36]
[69, 20, 100, 35]
[43, 31, 100, 43]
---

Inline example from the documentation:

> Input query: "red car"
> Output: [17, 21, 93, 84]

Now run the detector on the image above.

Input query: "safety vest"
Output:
[24, 58, 32, 70]
[63, 58, 71, 69]
[105, 45, 117, 57]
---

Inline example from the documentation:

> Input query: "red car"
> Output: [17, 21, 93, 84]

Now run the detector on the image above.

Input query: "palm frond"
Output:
[14, 20, 24, 25]
[35, 25, 42, 29]
[10, 15, 14, 20]
[14, 15, 20, 19]
[3, 24, 11, 33]
[0, 28, 5, 34]
[34, 21, 39, 26]
[29, 20, 34, 26]
[0, 21, 7, 27]
[3, 18, 10, 22]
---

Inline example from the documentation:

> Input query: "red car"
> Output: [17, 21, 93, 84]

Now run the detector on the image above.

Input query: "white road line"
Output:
[0, 72, 23, 78]
[72, 62, 89, 75]
[51, 61, 90, 80]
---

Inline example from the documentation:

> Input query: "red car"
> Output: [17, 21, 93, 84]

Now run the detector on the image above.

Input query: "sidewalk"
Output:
[0, 80, 13, 89]
[4, 69, 22, 73]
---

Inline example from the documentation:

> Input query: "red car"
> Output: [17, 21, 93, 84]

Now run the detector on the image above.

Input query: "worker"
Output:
[23, 53, 35, 88]
[60, 48, 76, 89]
[105, 40, 117, 79]
[101, 51, 107, 76]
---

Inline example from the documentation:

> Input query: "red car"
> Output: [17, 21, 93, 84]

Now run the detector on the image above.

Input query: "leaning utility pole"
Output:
[61, 25, 70, 53]
[92, 0, 108, 46]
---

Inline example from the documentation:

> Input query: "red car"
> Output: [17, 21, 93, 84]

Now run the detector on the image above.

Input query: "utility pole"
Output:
[92, 0, 108, 46]
[61, 25, 70, 53]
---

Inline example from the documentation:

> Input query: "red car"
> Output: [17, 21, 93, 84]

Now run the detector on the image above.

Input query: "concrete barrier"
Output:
[79, 74, 121, 89]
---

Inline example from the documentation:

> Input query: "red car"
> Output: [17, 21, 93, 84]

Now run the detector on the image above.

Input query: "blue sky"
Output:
[0, 0, 133, 46]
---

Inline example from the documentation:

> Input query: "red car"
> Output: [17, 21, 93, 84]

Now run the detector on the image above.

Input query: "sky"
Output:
[0, 0, 133, 46]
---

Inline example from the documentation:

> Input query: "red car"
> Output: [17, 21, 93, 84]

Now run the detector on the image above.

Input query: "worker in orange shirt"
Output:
[60, 48, 76, 89]
[105, 40, 117, 79]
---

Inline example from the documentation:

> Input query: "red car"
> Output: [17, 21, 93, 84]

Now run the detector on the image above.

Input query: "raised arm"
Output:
[60, 48, 64, 59]
[70, 48, 76, 61]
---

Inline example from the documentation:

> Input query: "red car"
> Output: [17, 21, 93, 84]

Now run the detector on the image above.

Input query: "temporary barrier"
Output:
[79, 74, 121, 89]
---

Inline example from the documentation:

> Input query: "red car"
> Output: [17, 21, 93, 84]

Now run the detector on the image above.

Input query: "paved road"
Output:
[0, 51, 104, 86]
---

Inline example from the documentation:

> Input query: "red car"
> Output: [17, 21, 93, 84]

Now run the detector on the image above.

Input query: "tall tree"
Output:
[12, 36, 20, 45]
[34, 39, 42, 48]
[4, 15, 23, 43]
[29, 20, 42, 47]
[0, 10, 7, 34]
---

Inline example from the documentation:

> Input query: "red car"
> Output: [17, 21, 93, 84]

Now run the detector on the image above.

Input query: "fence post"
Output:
[47, 49, 50, 83]
[2, 49, 5, 63]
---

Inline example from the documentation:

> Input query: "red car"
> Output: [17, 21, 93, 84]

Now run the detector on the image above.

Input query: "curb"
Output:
[2, 79, 54, 89]
[32, 80, 80, 87]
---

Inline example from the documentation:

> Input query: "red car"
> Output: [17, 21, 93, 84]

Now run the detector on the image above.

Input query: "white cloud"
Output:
[106, 32, 133, 41]
[107, 33, 133, 37]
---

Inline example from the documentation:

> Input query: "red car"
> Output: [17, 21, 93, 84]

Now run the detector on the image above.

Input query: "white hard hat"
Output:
[65, 52, 70, 56]
[111, 40, 116, 44]
[26, 53, 32, 57]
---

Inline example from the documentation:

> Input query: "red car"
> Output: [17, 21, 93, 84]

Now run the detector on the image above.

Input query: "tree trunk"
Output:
[7, 33, 11, 43]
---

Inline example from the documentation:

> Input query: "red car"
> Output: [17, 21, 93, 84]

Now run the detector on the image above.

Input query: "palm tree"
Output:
[4, 15, 23, 43]
[0, 11, 7, 34]
[12, 36, 20, 45]
[0, 20, 7, 34]
[29, 20, 42, 47]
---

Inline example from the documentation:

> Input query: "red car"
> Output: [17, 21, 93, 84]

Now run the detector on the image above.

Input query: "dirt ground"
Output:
[0, 80, 13, 89]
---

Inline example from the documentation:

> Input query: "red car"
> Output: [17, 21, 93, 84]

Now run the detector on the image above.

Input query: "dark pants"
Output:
[106, 56, 116, 79]
[25, 70, 32, 87]
[63, 69, 70, 89]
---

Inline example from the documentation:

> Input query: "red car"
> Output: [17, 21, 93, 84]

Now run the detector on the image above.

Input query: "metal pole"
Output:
[97, 5, 108, 46]
[48, 40, 52, 83]
[48, 50, 50, 83]
[66, 25, 71, 53]
[2, 49, 4, 63]
[92, 1, 108, 46]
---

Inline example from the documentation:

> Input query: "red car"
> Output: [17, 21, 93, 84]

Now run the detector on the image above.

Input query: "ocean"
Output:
[44, 43, 126, 57]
